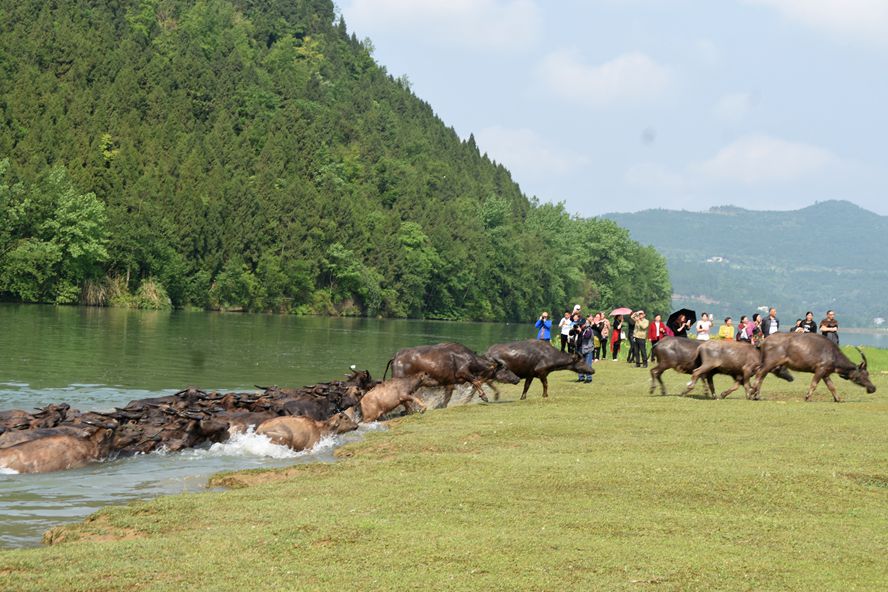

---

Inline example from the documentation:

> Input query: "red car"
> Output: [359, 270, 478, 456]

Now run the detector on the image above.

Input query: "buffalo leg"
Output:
[441, 385, 455, 408]
[822, 375, 842, 402]
[649, 367, 666, 396]
[720, 377, 743, 399]
[470, 380, 490, 403]
[402, 395, 427, 414]
[684, 362, 715, 396]
[805, 372, 824, 401]
[520, 377, 534, 400]
[682, 368, 706, 395]
[540, 375, 549, 398]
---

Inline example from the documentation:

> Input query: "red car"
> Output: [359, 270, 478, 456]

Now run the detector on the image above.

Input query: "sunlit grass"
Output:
[1, 347, 886, 591]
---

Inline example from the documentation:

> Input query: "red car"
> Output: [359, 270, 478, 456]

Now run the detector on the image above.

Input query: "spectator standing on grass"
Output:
[557, 311, 572, 352]
[800, 311, 817, 334]
[671, 313, 692, 338]
[648, 314, 668, 352]
[718, 317, 734, 340]
[751, 313, 764, 348]
[611, 315, 624, 361]
[626, 313, 637, 364]
[820, 310, 840, 345]
[761, 307, 780, 337]
[597, 312, 610, 361]
[568, 312, 583, 353]
[534, 311, 552, 341]
[631, 310, 650, 368]
[696, 313, 712, 341]
[577, 317, 594, 383]
[736, 316, 751, 342]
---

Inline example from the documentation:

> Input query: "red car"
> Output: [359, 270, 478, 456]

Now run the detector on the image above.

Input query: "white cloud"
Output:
[713, 92, 758, 123]
[745, 0, 888, 45]
[474, 126, 589, 179]
[342, 0, 541, 51]
[625, 134, 841, 194]
[537, 49, 672, 107]
[695, 134, 839, 184]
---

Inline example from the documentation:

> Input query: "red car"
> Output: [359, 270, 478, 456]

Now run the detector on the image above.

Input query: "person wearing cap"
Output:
[630, 310, 650, 368]
[534, 311, 552, 341]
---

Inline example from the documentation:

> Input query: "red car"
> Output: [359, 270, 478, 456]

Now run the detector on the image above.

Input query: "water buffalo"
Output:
[682, 340, 794, 399]
[360, 375, 428, 422]
[385, 343, 519, 407]
[0, 423, 116, 473]
[650, 337, 709, 396]
[752, 333, 876, 402]
[0, 403, 72, 434]
[255, 412, 358, 451]
[484, 340, 594, 399]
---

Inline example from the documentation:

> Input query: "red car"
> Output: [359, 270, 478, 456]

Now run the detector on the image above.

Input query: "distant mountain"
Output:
[605, 200, 888, 327]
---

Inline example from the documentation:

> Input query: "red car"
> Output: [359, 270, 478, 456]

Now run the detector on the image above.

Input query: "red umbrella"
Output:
[610, 307, 632, 316]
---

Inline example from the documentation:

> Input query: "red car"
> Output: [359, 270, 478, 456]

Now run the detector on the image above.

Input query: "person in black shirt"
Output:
[671, 313, 691, 338]
[799, 311, 817, 334]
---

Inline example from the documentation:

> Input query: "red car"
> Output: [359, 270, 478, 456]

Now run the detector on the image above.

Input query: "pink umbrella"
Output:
[610, 307, 632, 316]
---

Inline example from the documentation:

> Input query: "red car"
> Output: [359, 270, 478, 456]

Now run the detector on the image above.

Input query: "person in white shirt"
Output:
[695, 313, 712, 341]
[558, 311, 573, 352]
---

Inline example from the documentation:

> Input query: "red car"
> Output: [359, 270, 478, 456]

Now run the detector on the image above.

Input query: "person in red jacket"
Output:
[648, 313, 670, 355]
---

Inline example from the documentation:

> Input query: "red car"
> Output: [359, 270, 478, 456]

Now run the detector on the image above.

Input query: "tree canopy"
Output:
[0, 0, 671, 319]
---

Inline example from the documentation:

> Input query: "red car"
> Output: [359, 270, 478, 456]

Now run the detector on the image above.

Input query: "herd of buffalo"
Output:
[0, 333, 877, 475]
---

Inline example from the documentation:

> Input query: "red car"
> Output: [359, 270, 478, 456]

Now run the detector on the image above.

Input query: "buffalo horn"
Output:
[856, 347, 868, 370]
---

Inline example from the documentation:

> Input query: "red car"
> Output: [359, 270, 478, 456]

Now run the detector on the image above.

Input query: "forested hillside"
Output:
[607, 201, 888, 327]
[0, 0, 670, 320]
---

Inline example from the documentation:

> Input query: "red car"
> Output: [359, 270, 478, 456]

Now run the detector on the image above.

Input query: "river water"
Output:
[1, 304, 885, 548]
[0, 304, 530, 548]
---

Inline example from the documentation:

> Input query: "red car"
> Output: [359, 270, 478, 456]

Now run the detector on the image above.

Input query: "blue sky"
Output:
[339, 0, 888, 216]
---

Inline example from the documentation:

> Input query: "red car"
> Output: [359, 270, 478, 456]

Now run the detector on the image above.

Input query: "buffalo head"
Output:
[569, 353, 595, 376]
[326, 412, 359, 435]
[843, 348, 876, 394]
[493, 361, 520, 385]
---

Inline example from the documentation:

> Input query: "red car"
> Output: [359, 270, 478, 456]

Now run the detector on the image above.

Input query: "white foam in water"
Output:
[188, 427, 303, 460]
[0, 467, 19, 475]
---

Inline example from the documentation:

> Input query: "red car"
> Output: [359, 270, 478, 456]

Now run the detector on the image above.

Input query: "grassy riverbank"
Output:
[2, 350, 887, 591]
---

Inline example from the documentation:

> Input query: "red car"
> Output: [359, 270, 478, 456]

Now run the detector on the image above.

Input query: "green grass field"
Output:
[2, 347, 887, 591]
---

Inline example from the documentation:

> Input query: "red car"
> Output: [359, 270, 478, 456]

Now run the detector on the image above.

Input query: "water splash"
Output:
[0, 467, 19, 475]
[187, 428, 302, 460]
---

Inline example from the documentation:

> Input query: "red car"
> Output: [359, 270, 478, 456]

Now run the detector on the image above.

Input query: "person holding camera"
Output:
[534, 311, 552, 341]
[630, 310, 650, 368]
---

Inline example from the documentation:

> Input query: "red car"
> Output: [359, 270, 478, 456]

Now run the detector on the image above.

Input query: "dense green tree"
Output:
[0, 161, 108, 303]
[0, 0, 671, 319]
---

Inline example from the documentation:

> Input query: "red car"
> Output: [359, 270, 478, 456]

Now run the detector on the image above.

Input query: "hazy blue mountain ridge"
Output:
[606, 200, 888, 327]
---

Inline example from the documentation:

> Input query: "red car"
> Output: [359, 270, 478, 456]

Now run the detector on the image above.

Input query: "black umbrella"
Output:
[667, 308, 697, 332]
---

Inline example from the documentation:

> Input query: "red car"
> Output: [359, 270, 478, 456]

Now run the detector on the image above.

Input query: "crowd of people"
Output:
[534, 305, 842, 371]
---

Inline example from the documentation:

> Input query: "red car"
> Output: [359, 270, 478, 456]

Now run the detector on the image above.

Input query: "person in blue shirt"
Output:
[534, 311, 552, 341]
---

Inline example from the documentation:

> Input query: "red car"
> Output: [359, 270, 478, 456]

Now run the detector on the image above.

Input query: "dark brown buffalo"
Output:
[385, 343, 520, 407]
[0, 422, 116, 473]
[0, 403, 72, 434]
[650, 337, 709, 395]
[752, 333, 876, 402]
[682, 340, 794, 399]
[484, 340, 594, 399]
